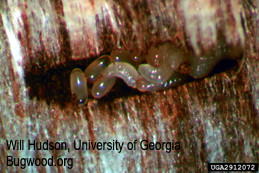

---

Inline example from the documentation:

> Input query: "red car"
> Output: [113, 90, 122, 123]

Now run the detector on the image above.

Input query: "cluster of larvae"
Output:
[70, 42, 225, 105]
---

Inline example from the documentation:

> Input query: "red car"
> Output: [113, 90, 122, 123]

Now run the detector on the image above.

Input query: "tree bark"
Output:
[0, 0, 258, 172]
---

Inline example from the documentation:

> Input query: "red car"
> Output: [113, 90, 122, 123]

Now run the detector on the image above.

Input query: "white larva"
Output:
[101, 62, 139, 88]
[136, 72, 188, 92]
[91, 62, 139, 99]
[70, 41, 240, 104]
[138, 63, 173, 84]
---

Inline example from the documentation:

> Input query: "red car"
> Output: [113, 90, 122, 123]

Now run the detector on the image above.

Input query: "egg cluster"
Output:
[70, 42, 233, 105]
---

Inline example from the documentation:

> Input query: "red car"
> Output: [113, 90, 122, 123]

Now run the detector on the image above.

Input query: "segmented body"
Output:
[70, 41, 242, 104]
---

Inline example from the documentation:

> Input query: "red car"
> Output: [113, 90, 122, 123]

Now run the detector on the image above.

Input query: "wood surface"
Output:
[0, 0, 258, 172]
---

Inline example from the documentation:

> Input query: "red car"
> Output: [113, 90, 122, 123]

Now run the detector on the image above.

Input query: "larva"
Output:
[70, 41, 242, 104]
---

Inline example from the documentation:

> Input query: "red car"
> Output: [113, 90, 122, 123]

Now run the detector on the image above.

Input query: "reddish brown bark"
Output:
[0, 0, 258, 172]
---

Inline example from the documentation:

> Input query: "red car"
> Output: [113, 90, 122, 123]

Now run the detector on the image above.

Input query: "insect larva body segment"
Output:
[70, 41, 242, 103]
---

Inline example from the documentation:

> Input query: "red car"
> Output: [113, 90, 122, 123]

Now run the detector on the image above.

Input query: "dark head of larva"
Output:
[70, 41, 242, 104]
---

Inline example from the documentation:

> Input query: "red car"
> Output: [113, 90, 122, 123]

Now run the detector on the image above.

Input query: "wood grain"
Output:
[0, 0, 258, 172]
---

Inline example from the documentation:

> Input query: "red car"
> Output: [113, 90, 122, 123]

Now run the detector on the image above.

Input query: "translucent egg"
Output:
[110, 49, 144, 66]
[91, 77, 116, 99]
[110, 50, 134, 63]
[139, 42, 186, 84]
[70, 68, 88, 105]
[145, 45, 165, 67]
[84, 55, 111, 83]
[145, 42, 176, 67]
[189, 55, 221, 79]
